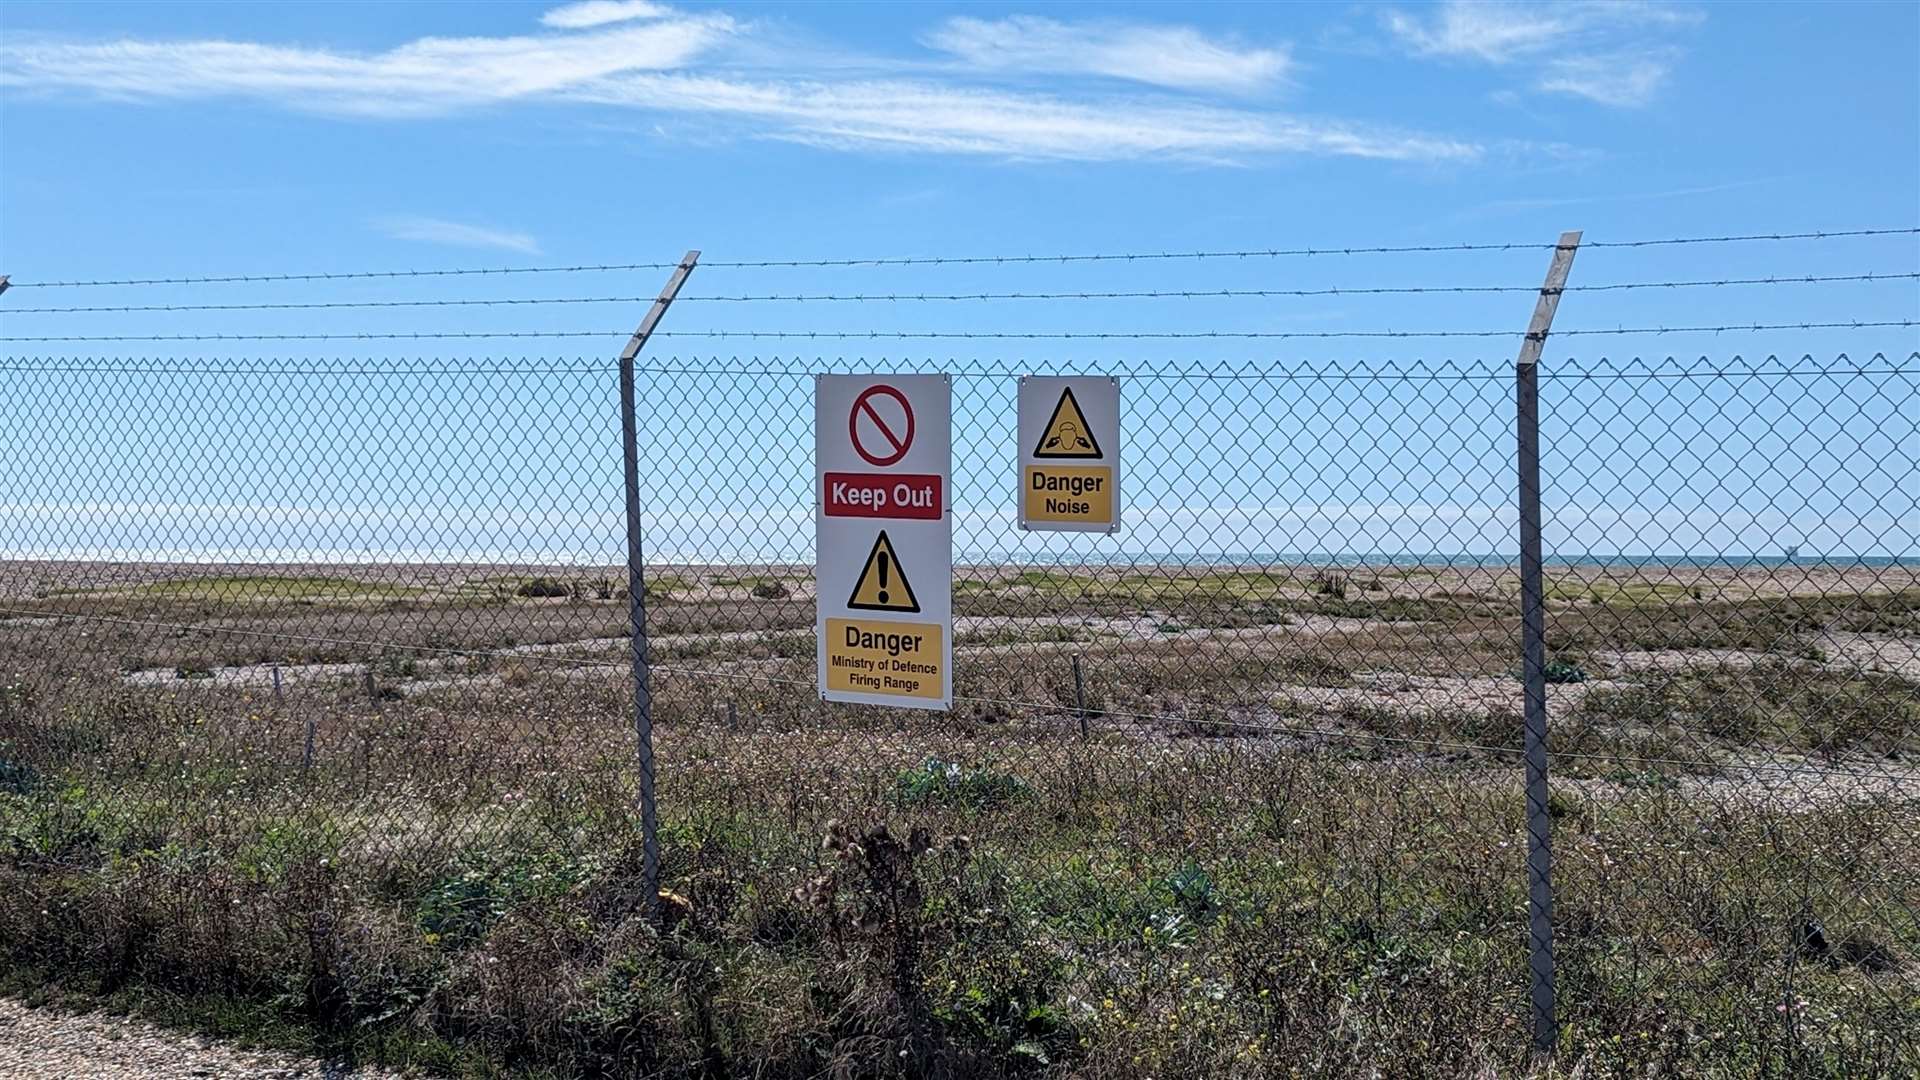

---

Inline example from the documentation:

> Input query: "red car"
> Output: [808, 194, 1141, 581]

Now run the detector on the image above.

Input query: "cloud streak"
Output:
[1384, 1, 1701, 107]
[1447, 176, 1784, 222]
[1535, 50, 1678, 108]
[923, 15, 1290, 93]
[540, 1, 676, 30]
[575, 73, 1476, 162]
[0, 15, 737, 116]
[377, 216, 542, 254]
[0, 5, 1479, 164]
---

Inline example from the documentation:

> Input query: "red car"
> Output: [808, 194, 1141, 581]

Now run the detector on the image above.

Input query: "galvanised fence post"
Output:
[1514, 229, 1581, 1055]
[618, 249, 700, 919]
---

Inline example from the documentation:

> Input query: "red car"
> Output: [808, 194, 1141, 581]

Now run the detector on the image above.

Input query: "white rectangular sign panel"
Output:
[1017, 375, 1121, 533]
[815, 375, 953, 709]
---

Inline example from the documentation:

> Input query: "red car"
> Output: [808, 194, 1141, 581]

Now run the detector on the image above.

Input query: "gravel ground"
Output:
[0, 998, 407, 1079]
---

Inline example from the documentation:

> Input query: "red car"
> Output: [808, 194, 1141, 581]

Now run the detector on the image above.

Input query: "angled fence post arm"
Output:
[618, 249, 700, 919]
[1515, 229, 1580, 1056]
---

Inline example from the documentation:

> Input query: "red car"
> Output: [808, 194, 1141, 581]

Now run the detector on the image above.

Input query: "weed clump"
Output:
[515, 577, 571, 599]
[1542, 657, 1588, 684]
[415, 851, 596, 946]
[0, 757, 36, 795]
[895, 758, 1031, 810]
[1165, 860, 1223, 922]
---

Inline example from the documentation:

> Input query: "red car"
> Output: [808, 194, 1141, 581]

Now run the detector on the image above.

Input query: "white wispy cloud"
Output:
[1447, 176, 1782, 222]
[574, 74, 1475, 162]
[923, 15, 1290, 93]
[0, 15, 737, 116]
[540, 1, 676, 30]
[0, 7, 1478, 164]
[1535, 50, 1677, 108]
[378, 216, 542, 254]
[1384, 1, 1701, 107]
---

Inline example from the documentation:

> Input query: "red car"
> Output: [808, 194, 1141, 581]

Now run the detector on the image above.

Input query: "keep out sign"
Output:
[822, 473, 942, 519]
[814, 375, 952, 710]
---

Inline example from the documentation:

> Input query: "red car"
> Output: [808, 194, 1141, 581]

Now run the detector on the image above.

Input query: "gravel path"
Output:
[0, 998, 406, 1079]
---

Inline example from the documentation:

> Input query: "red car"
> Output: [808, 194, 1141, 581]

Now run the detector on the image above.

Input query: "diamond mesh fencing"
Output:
[1538, 355, 1920, 1069]
[0, 351, 1913, 1075]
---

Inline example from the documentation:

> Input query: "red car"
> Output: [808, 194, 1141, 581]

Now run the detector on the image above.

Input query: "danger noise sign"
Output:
[1018, 377, 1121, 532]
[816, 375, 952, 709]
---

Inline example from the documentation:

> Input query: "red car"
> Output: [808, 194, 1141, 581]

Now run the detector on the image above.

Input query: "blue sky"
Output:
[0, 1, 1916, 562]
[2, 2, 1916, 304]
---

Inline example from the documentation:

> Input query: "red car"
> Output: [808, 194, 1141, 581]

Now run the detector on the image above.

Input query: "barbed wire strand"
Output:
[4, 320, 1916, 344]
[6, 228, 1915, 289]
[2, 263, 679, 289]
[8, 271, 1918, 314]
[658, 321, 1920, 340]
[2, 355, 1913, 381]
[0, 361, 620, 375]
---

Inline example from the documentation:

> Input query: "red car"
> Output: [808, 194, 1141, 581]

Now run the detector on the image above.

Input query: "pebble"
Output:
[0, 998, 407, 1079]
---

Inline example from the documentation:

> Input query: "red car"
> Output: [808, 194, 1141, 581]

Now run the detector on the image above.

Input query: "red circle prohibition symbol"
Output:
[849, 384, 915, 467]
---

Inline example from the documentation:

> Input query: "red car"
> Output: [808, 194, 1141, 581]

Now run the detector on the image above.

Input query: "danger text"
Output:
[824, 618, 945, 700]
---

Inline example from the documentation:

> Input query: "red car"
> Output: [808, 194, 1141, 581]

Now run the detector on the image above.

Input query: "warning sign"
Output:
[1018, 376, 1121, 533]
[850, 384, 915, 467]
[846, 531, 920, 612]
[823, 472, 942, 519]
[1033, 387, 1104, 458]
[1024, 465, 1115, 524]
[816, 375, 951, 710]
[824, 618, 945, 699]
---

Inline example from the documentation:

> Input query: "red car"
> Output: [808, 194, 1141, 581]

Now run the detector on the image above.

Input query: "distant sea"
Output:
[3, 549, 1914, 570]
[984, 552, 1920, 569]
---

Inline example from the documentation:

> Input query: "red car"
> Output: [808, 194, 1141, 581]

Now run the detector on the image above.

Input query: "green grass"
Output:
[706, 574, 794, 592]
[650, 631, 814, 662]
[1547, 580, 1697, 606]
[1565, 662, 1920, 764]
[956, 570, 1436, 611]
[1551, 588, 1920, 652]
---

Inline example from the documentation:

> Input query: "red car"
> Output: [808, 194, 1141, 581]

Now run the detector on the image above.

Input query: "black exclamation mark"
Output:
[877, 552, 890, 605]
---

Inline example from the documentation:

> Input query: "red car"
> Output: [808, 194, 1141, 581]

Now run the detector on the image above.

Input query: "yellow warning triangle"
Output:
[1033, 387, 1103, 459]
[846, 530, 921, 612]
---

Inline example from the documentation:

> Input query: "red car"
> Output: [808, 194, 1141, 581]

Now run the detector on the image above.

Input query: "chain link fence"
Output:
[0, 345, 1913, 1074]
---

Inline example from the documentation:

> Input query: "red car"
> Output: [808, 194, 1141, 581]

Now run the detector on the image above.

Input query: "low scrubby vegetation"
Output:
[2, 565, 1917, 1076]
[1, 667, 1915, 1078]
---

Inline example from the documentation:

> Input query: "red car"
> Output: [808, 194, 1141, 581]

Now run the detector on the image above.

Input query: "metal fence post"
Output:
[619, 250, 700, 919]
[1515, 229, 1580, 1056]
[1072, 654, 1088, 738]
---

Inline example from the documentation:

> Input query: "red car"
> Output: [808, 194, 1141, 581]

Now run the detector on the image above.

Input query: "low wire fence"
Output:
[1, 228, 1916, 1076]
